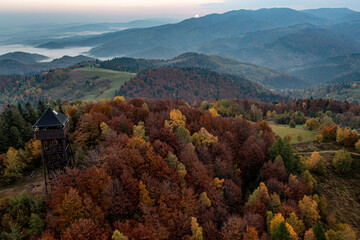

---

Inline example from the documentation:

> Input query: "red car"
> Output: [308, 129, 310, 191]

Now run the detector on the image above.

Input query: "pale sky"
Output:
[1, 0, 360, 25]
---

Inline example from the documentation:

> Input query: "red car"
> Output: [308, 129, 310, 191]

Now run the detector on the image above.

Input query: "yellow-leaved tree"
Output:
[199, 192, 211, 208]
[307, 151, 325, 174]
[247, 182, 270, 206]
[3, 148, 26, 182]
[133, 121, 149, 141]
[58, 188, 87, 231]
[112, 230, 128, 240]
[269, 213, 298, 240]
[166, 109, 186, 131]
[113, 96, 125, 102]
[209, 107, 220, 117]
[192, 127, 218, 147]
[298, 195, 320, 228]
[286, 212, 305, 238]
[139, 180, 155, 206]
[190, 217, 203, 240]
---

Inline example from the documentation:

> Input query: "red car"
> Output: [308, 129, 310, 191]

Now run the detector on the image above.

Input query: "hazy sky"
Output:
[1, 0, 360, 25]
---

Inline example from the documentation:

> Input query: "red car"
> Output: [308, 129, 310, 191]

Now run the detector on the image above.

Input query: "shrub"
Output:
[355, 139, 360, 151]
[289, 120, 296, 128]
[304, 118, 320, 131]
[308, 151, 324, 174]
[74, 90, 85, 99]
[332, 150, 353, 174]
[320, 125, 338, 141]
[336, 127, 359, 147]
[315, 134, 323, 143]
[292, 111, 306, 124]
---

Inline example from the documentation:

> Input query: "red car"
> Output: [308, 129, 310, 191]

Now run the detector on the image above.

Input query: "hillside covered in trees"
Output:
[291, 81, 360, 104]
[100, 53, 308, 90]
[0, 97, 359, 239]
[117, 68, 289, 103]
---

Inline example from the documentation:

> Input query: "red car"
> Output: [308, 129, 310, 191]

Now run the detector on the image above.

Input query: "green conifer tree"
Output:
[313, 222, 326, 240]
[271, 222, 291, 240]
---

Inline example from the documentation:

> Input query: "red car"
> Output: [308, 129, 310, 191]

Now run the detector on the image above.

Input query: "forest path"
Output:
[296, 150, 360, 156]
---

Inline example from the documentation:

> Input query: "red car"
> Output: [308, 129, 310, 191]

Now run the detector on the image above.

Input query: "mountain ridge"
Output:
[99, 52, 309, 90]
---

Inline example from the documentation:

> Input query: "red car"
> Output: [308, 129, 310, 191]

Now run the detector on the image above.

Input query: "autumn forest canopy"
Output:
[0, 96, 359, 239]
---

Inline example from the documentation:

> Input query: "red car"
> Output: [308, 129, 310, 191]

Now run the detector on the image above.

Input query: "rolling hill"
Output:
[0, 65, 135, 108]
[292, 53, 360, 85]
[118, 67, 289, 103]
[0, 54, 94, 75]
[100, 53, 309, 90]
[292, 81, 360, 104]
[202, 26, 360, 71]
[327, 21, 360, 42]
[0, 52, 48, 64]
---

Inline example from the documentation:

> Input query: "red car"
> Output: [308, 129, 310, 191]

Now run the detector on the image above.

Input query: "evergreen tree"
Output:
[0, 105, 33, 151]
[25, 102, 38, 125]
[271, 222, 291, 240]
[29, 213, 44, 235]
[37, 100, 47, 117]
[9, 126, 23, 149]
[17, 103, 25, 119]
[268, 137, 300, 173]
[1, 223, 24, 240]
[313, 222, 326, 240]
[0, 119, 9, 153]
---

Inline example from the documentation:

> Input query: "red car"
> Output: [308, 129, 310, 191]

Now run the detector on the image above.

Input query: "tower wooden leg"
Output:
[41, 143, 48, 195]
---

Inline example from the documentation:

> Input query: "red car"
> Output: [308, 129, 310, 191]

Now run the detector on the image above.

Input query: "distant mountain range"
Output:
[34, 8, 360, 74]
[0, 52, 93, 75]
[0, 18, 178, 46]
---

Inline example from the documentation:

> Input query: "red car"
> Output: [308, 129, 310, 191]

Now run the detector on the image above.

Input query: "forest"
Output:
[0, 97, 358, 239]
[117, 68, 289, 103]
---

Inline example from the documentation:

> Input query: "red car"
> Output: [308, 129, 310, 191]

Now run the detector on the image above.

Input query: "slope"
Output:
[118, 67, 289, 103]
[293, 142, 360, 233]
[211, 27, 360, 71]
[100, 53, 309, 90]
[292, 53, 360, 85]
[0, 66, 135, 107]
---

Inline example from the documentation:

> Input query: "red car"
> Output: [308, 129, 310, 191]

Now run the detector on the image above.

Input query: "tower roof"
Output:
[33, 108, 69, 128]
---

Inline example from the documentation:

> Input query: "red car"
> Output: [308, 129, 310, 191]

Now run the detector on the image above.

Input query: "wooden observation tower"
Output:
[33, 108, 73, 193]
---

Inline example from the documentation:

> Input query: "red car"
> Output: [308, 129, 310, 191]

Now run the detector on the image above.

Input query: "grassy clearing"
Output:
[0, 169, 45, 199]
[316, 157, 360, 235]
[270, 124, 318, 143]
[80, 67, 136, 100]
[42, 67, 135, 102]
